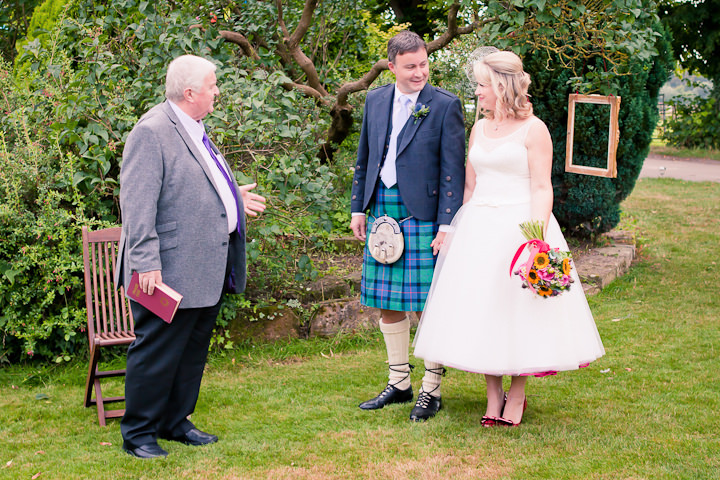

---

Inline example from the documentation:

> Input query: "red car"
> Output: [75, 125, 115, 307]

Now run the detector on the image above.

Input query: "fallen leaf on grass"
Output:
[11, 385, 18, 389]
[35, 451, 45, 455]
[600, 368, 611, 373]
[32, 473, 42, 479]
[99, 442, 112, 446]
[625, 368, 632, 372]
[3, 460, 11, 468]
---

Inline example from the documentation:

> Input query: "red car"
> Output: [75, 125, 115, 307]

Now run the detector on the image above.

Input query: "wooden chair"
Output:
[81, 226, 135, 426]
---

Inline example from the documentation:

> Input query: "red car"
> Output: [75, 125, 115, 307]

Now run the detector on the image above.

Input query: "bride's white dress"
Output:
[413, 117, 604, 376]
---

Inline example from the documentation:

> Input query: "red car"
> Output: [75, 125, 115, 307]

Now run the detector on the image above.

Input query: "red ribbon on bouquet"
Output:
[509, 239, 551, 278]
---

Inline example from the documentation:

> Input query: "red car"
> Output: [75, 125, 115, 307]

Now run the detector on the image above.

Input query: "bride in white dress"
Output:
[413, 51, 604, 427]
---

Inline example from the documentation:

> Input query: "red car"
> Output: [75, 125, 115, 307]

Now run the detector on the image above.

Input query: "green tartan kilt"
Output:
[361, 185, 438, 312]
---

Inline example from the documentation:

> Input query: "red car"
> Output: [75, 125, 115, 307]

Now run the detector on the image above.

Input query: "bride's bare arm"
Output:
[527, 119, 554, 235]
[463, 124, 478, 204]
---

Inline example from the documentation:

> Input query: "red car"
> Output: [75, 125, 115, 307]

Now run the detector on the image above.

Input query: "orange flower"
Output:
[527, 269, 540, 284]
[533, 252, 549, 269]
[562, 258, 572, 275]
[537, 286, 552, 297]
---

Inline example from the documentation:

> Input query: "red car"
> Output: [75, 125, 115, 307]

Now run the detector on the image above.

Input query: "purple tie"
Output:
[202, 131, 241, 234]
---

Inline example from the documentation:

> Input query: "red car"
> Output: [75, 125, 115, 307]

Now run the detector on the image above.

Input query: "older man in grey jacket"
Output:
[116, 55, 265, 459]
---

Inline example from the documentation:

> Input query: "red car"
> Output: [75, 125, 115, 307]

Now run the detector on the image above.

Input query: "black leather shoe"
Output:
[409, 390, 442, 422]
[162, 428, 218, 446]
[123, 442, 169, 459]
[359, 384, 413, 410]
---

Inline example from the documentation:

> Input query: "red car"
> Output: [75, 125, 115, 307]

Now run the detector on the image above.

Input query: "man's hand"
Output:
[139, 270, 163, 295]
[238, 183, 267, 216]
[430, 231, 447, 256]
[350, 215, 366, 241]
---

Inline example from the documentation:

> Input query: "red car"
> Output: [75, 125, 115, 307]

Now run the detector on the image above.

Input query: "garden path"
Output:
[640, 154, 720, 182]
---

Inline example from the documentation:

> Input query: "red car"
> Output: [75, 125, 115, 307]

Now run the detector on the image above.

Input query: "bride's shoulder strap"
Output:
[516, 116, 540, 139]
[473, 118, 486, 140]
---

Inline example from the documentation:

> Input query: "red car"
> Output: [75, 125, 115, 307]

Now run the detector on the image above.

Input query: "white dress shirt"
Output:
[168, 100, 238, 234]
[380, 87, 421, 188]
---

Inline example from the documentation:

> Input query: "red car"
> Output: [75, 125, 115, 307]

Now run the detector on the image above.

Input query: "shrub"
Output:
[661, 92, 720, 150]
[523, 24, 673, 236]
[2, 0, 349, 362]
[0, 63, 113, 364]
[474, 1, 674, 237]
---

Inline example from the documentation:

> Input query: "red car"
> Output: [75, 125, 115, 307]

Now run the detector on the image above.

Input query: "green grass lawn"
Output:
[649, 142, 720, 161]
[1, 178, 719, 480]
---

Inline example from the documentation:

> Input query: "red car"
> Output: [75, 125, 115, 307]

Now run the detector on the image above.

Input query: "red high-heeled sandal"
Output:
[481, 392, 507, 427]
[497, 397, 527, 427]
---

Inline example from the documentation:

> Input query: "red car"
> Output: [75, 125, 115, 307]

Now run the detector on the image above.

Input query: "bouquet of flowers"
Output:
[509, 220, 574, 298]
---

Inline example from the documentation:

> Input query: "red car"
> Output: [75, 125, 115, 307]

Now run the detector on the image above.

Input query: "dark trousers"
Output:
[120, 232, 238, 447]
[120, 299, 221, 447]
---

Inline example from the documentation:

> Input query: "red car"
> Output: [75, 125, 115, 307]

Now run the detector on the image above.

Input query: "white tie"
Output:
[380, 95, 412, 188]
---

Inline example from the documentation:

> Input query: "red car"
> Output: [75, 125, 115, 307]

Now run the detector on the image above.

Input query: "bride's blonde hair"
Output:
[473, 51, 532, 122]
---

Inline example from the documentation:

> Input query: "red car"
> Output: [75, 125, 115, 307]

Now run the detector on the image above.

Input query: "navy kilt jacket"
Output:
[351, 83, 466, 225]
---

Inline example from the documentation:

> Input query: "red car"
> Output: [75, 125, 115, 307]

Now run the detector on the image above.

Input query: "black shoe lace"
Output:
[387, 363, 414, 389]
[416, 366, 445, 403]
[415, 390, 433, 409]
[377, 384, 395, 398]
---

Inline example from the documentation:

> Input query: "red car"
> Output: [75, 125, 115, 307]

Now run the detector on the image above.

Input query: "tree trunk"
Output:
[319, 102, 354, 163]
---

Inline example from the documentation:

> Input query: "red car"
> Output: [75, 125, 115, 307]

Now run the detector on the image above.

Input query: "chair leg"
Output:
[84, 346, 100, 408]
[94, 378, 107, 427]
[85, 345, 110, 426]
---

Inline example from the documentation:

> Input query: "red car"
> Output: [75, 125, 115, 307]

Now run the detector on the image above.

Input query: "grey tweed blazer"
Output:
[115, 101, 247, 308]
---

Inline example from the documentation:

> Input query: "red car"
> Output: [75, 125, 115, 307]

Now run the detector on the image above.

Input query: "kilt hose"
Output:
[361, 185, 438, 312]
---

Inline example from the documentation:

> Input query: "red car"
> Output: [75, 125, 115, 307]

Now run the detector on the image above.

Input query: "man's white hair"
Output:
[165, 55, 217, 102]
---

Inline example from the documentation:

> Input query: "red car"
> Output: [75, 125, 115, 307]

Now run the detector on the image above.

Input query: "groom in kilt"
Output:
[350, 30, 465, 421]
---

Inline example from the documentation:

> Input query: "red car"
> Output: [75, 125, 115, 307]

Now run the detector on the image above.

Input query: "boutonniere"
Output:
[411, 103, 430, 124]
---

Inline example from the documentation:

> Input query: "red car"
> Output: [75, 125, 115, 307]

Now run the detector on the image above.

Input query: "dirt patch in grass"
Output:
[260, 451, 512, 480]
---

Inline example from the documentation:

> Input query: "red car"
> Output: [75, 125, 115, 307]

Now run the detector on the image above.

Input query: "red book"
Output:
[127, 271, 183, 323]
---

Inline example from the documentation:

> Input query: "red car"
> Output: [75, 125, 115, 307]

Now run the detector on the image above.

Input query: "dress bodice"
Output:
[468, 118, 539, 206]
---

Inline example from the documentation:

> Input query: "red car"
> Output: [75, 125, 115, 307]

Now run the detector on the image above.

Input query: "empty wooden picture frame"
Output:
[565, 94, 621, 178]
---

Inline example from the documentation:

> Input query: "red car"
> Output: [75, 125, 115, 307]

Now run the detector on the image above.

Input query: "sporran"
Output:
[367, 215, 411, 264]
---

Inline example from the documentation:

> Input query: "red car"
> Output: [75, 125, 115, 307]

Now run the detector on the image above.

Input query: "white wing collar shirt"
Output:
[168, 100, 238, 234]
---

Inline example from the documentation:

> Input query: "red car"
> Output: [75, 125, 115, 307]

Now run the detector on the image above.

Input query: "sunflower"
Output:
[527, 269, 540, 284]
[533, 252, 549, 269]
[562, 258, 572, 275]
[538, 286, 553, 297]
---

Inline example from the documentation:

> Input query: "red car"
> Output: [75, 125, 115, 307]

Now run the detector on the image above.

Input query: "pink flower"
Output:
[538, 268, 555, 282]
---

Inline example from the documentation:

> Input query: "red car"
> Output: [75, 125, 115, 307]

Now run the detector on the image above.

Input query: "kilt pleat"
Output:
[361, 185, 438, 312]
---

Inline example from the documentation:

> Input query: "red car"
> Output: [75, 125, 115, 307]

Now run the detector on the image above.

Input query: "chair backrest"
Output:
[81, 226, 134, 344]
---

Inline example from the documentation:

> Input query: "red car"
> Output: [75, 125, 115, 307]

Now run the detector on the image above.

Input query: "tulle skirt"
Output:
[413, 201, 605, 376]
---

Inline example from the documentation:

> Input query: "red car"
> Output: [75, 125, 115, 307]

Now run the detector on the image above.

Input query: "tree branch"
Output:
[219, 30, 260, 60]
[336, 59, 389, 104]
[427, 3, 488, 54]
[276, 0, 329, 97]
[288, 0, 318, 49]
[282, 81, 332, 106]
